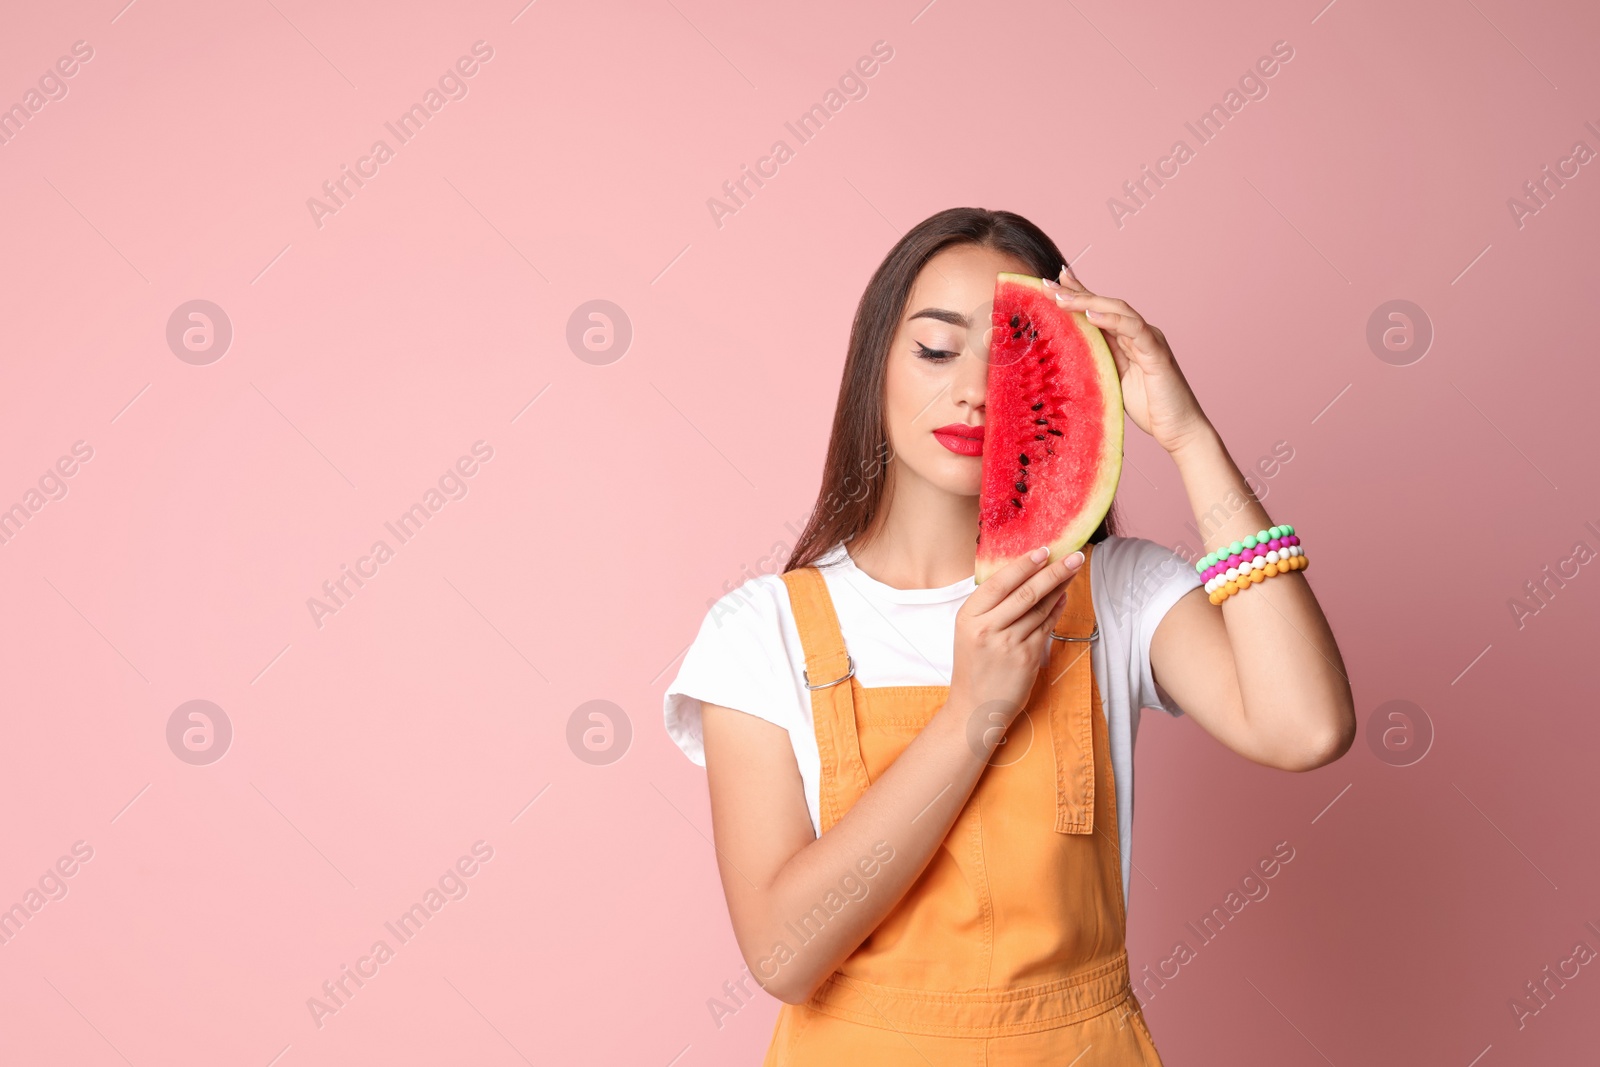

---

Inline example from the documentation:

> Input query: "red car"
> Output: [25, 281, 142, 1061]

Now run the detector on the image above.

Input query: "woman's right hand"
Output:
[950, 546, 1085, 735]
[702, 543, 1084, 1005]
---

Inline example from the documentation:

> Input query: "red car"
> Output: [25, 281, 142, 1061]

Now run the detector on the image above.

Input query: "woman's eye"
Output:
[914, 341, 958, 362]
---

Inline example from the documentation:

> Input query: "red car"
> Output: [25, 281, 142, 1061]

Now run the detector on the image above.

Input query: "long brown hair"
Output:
[784, 207, 1121, 573]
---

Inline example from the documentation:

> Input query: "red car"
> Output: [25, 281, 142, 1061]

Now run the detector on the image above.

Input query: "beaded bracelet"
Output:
[1197, 525, 1309, 605]
[1198, 529, 1302, 581]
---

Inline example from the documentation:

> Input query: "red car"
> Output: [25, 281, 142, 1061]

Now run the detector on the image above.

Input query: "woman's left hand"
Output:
[1044, 264, 1210, 455]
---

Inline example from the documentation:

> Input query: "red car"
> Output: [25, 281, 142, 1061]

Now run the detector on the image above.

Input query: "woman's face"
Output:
[883, 243, 1035, 499]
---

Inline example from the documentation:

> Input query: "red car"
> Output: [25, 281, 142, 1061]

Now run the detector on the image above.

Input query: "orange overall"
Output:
[765, 542, 1164, 1065]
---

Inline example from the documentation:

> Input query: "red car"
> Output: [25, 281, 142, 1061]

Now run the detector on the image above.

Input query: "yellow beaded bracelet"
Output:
[1207, 552, 1309, 605]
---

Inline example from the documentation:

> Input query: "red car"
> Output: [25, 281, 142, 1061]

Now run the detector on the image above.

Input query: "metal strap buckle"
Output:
[1049, 623, 1100, 643]
[803, 655, 856, 691]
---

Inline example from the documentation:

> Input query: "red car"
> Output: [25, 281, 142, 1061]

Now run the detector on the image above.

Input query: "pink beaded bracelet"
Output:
[1201, 534, 1301, 582]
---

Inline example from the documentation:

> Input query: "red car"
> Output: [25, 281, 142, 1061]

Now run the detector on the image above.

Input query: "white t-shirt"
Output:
[662, 535, 1203, 905]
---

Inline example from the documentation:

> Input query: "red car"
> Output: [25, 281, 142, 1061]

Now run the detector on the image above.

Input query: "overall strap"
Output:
[1048, 540, 1100, 835]
[780, 566, 872, 834]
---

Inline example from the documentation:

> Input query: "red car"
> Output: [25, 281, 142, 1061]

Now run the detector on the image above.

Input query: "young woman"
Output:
[663, 207, 1355, 1064]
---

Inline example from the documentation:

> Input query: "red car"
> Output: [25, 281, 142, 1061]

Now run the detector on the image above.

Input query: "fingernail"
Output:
[1065, 550, 1085, 568]
[1059, 264, 1070, 277]
[1085, 308, 1102, 318]
[1042, 277, 1060, 288]
[1030, 546, 1050, 563]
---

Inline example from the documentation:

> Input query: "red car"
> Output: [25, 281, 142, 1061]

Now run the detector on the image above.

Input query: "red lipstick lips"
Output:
[933, 423, 984, 457]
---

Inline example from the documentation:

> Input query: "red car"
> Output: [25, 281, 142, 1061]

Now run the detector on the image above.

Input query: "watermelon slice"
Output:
[974, 273, 1123, 583]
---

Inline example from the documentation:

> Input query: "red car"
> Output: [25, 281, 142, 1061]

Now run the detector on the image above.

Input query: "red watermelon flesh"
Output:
[975, 273, 1123, 583]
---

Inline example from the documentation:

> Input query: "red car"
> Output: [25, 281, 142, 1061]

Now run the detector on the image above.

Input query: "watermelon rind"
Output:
[974, 273, 1123, 584]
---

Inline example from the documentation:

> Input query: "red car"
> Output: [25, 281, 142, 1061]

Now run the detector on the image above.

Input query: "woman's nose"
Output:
[952, 346, 988, 409]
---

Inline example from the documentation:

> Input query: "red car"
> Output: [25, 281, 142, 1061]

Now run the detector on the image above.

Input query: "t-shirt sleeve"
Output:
[662, 576, 804, 766]
[1121, 537, 1205, 718]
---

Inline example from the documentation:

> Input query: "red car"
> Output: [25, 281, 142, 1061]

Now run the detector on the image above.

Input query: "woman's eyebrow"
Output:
[907, 308, 969, 328]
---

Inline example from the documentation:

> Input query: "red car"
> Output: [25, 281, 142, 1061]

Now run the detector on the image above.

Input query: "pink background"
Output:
[2, 0, 1597, 1063]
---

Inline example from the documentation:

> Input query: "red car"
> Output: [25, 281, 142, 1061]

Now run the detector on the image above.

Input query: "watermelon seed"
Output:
[1012, 330, 1022, 339]
[1035, 418, 1048, 425]
[1038, 357, 1047, 363]
[1048, 428, 1063, 436]
[1035, 434, 1046, 440]
[1011, 498, 1022, 508]
[1015, 482, 1028, 493]
[1009, 314, 1020, 328]
[1031, 402, 1043, 411]
[1019, 454, 1029, 466]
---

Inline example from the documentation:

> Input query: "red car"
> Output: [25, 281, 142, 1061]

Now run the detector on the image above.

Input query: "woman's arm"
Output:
[1150, 423, 1355, 770]
[1045, 265, 1356, 771]
[700, 548, 1082, 1004]
[701, 697, 994, 1005]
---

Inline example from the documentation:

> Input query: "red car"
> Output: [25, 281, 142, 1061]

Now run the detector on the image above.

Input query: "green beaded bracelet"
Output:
[1194, 525, 1296, 574]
